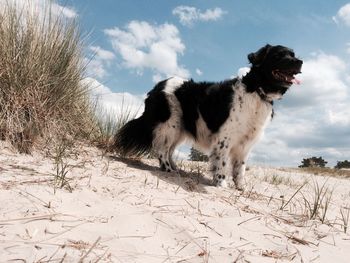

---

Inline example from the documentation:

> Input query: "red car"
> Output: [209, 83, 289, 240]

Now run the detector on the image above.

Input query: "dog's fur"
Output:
[114, 44, 303, 189]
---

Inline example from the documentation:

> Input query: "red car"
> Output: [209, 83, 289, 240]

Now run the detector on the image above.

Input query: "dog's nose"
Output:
[295, 59, 303, 67]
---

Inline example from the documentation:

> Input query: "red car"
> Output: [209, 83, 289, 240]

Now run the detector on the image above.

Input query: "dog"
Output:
[114, 44, 302, 189]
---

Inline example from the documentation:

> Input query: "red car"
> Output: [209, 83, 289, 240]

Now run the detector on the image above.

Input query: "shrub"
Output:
[0, 1, 96, 152]
[299, 157, 327, 168]
[335, 160, 350, 169]
[189, 147, 209, 162]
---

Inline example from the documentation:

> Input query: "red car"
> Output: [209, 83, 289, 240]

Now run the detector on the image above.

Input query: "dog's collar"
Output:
[239, 77, 273, 104]
[257, 87, 273, 104]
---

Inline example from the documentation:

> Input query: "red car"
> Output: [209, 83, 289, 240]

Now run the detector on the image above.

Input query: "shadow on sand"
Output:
[108, 156, 213, 193]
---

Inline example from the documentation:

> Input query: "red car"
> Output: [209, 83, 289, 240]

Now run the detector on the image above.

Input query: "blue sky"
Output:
[16, 0, 350, 167]
[71, 0, 350, 92]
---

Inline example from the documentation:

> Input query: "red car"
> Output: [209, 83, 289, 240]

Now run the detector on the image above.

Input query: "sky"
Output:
[6, 0, 350, 167]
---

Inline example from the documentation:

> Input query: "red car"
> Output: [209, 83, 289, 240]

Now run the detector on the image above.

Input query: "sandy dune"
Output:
[1, 141, 350, 262]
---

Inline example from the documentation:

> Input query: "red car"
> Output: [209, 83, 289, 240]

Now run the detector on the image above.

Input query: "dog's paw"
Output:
[235, 185, 244, 191]
[214, 180, 228, 188]
[213, 174, 228, 188]
[234, 181, 244, 191]
[160, 162, 176, 173]
[218, 179, 228, 188]
[233, 176, 244, 191]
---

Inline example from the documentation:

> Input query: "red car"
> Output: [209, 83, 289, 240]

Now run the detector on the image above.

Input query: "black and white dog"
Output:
[114, 44, 302, 189]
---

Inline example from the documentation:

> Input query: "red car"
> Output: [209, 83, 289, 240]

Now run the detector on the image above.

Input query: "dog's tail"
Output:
[114, 115, 154, 156]
[114, 80, 171, 156]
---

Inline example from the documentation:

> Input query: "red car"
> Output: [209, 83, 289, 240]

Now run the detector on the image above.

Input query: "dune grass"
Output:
[0, 1, 97, 153]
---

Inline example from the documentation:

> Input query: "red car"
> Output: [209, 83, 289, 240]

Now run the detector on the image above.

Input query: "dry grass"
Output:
[340, 205, 350, 233]
[0, 1, 97, 153]
[280, 167, 350, 178]
[301, 178, 333, 222]
[251, 167, 339, 226]
[263, 173, 293, 186]
[48, 137, 76, 192]
[94, 106, 119, 151]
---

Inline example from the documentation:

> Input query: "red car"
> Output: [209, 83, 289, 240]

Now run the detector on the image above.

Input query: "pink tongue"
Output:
[292, 78, 301, 85]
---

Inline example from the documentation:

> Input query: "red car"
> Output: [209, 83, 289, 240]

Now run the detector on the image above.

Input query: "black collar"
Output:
[256, 87, 273, 105]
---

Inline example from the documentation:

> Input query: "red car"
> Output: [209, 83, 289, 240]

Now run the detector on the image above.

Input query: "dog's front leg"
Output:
[209, 141, 231, 188]
[231, 159, 246, 191]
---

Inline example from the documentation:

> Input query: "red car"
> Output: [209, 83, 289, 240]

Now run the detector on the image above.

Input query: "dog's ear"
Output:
[248, 44, 272, 66]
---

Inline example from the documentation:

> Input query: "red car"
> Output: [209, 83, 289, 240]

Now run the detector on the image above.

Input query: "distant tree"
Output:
[189, 147, 209, 162]
[334, 160, 350, 169]
[299, 156, 327, 168]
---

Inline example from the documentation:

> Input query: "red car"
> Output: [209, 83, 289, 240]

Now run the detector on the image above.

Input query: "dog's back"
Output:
[174, 79, 236, 138]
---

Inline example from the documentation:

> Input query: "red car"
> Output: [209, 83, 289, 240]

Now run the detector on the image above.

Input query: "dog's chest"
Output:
[228, 89, 272, 144]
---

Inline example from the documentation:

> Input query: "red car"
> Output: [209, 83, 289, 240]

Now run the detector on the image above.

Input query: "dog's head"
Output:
[247, 44, 303, 100]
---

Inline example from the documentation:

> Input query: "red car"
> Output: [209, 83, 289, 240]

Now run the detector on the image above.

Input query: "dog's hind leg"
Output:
[154, 139, 180, 172]
[167, 144, 178, 171]
[157, 152, 174, 172]
[231, 160, 246, 191]
[153, 122, 182, 173]
[230, 148, 250, 191]
[152, 90, 184, 173]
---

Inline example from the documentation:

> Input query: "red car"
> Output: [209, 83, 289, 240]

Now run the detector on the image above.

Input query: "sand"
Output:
[1, 141, 350, 262]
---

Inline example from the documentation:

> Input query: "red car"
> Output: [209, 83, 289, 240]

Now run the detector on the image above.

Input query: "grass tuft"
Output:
[46, 135, 76, 192]
[301, 178, 333, 222]
[0, 1, 97, 153]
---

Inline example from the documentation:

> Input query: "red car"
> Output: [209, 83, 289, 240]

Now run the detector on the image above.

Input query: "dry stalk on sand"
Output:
[340, 205, 350, 233]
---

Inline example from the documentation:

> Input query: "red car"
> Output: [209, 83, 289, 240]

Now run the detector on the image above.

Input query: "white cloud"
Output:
[237, 67, 250, 78]
[195, 68, 203, 76]
[85, 58, 107, 79]
[51, 2, 77, 18]
[0, 0, 77, 19]
[250, 138, 302, 167]
[104, 20, 189, 81]
[333, 3, 350, 26]
[83, 77, 144, 117]
[86, 46, 116, 79]
[284, 52, 348, 107]
[152, 73, 163, 83]
[174, 147, 190, 160]
[90, 46, 115, 61]
[230, 67, 250, 79]
[327, 104, 350, 126]
[172, 6, 226, 26]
